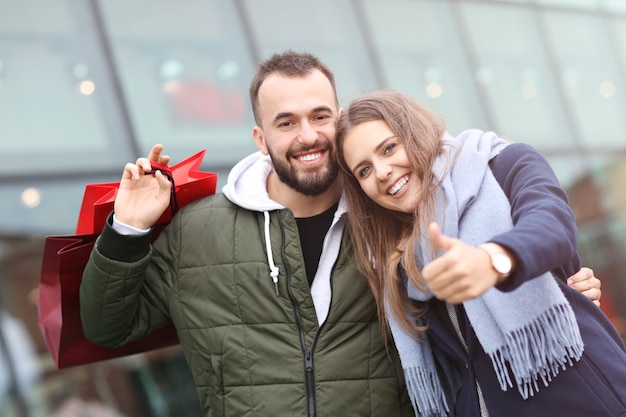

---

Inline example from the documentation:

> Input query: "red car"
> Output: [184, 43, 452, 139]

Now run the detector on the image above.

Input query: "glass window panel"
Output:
[605, 0, 626, 13]
[610, 17, 626, 86]
[99, 0, 258, 167]
[459, 3, 577, 151]
[541, 10, 626, 150]
[360, 0, 489, 135]
[544, 154, 590, 189]
[243, 0, 379, 107]
[534, 0, 597, 10]
[0, 0, 135, 178]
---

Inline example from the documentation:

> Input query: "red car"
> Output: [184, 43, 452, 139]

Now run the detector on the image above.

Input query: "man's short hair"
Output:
[249, 50, 338, 126]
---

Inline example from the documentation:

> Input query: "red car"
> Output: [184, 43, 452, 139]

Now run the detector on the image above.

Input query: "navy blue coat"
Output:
[421, 143, 626, 417]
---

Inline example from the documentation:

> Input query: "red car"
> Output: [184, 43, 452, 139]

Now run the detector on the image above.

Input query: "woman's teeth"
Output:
[389, 176, 409, 195]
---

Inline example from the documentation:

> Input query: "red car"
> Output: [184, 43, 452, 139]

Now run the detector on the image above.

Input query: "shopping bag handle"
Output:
[148, 161, 179, 217]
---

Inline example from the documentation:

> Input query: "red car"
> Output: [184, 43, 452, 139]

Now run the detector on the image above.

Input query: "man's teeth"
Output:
[389, 176, 409, 195]
[298, 152, 321, 162]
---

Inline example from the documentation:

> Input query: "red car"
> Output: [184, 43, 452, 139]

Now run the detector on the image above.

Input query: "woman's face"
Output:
[342, 120, 421, 213]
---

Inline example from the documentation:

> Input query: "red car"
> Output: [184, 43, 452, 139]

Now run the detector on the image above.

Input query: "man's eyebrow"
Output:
[273, 112, 294, 122]
[312, 105, 334, 113]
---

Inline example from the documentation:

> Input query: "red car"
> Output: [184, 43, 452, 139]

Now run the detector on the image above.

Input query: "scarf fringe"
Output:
[404, 366, 450, 417]
[488, 303, 584, 399]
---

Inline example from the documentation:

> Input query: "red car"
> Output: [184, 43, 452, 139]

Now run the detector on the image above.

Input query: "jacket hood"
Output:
[222, 151, 349, 217]
[222, 151, 285, 211]
[221, 151, 349, 325]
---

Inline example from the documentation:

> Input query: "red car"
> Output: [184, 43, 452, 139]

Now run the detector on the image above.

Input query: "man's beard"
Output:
[268, 142, 339, 196]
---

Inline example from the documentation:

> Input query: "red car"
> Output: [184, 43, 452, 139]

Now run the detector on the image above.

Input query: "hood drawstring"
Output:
[263, 211, 280, 296]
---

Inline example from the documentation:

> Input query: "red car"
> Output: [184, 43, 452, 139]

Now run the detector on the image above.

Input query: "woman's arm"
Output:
[489, 143, 581, 287]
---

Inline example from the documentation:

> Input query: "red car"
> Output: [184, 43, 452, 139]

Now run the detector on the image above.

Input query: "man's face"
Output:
[253, 70, 340, 196]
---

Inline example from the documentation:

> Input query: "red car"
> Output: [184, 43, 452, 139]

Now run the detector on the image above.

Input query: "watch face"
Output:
[493, 252, 512, 275]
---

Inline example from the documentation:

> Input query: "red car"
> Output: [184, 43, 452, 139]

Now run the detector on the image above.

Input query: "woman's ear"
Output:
[252, 126, 269, 155]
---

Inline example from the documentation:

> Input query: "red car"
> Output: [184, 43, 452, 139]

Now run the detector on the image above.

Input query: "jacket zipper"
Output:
[304, 348, 316, 415]
[278, 215, 318, 417]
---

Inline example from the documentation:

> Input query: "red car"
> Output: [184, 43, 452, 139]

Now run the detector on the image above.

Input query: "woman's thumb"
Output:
[428, 222, 454, 252]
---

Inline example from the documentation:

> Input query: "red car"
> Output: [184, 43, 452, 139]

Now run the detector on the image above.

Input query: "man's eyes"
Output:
[277, 121, 295, 128]
[276, 115, 330, 128]
[315, 114, 330, 120]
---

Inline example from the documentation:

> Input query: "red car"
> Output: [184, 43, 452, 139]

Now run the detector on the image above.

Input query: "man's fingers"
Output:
[567, 266, 593, 284]
[135, 157, 153, 173]
[154, 170, 173, 190]
[123, 162, 142, 181]
[146, 144, 171, 165]
[147, 144, 164, 162]
[582, 288, 601, 308]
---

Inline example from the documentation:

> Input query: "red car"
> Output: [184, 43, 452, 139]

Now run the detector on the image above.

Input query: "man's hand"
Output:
[421, 223, 502, 304]
[568, 267, 602, 307]
[114, 144, 173, 230]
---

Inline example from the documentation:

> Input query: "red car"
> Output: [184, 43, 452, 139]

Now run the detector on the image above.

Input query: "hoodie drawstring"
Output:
[263, 211, 280, 296]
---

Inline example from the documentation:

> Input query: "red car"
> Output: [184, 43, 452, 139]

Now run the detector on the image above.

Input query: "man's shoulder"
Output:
[183, 192, 231, 210]
[179, 192, 259, 217]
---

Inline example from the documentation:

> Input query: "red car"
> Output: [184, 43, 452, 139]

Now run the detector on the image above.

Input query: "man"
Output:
[80, 50, 601, 417]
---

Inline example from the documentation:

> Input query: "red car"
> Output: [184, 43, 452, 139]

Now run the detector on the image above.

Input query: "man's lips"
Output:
[293, 149, 326, 163]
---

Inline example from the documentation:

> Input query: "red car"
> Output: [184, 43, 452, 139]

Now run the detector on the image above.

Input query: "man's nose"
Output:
[297, 120, 318, 144]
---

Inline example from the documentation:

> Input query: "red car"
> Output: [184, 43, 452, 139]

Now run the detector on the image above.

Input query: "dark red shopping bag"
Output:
[76, 149, 217, 234]
[37, 232, 179, 369]
[38, 150, 218, 368]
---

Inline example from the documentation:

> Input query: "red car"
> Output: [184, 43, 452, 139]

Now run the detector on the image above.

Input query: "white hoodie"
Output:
[222, 151, 348, 326]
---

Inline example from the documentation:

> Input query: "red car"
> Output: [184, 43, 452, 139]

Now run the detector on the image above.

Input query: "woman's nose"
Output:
[374, 161, 392, 181]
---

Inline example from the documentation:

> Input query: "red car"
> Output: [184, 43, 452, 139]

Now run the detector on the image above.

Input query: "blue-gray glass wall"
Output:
[1, 0, 625, 415]
[3, 0, 626, 235]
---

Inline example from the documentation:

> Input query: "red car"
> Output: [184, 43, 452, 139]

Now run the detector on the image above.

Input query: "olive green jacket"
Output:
[80, 152, 414, 417]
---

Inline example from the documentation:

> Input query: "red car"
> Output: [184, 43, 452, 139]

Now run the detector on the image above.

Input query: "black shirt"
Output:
[295, 203, 338, 286]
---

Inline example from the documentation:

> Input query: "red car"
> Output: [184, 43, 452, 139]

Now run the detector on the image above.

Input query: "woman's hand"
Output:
[421, 223, 507, 304]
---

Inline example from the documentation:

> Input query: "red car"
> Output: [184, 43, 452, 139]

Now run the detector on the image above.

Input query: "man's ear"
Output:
[252, 126, 269, 155]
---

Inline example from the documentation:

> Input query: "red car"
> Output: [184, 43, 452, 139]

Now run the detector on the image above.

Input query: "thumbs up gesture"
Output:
[421, 223, 501, 304]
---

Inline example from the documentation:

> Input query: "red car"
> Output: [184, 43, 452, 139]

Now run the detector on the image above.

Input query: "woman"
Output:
[335, 90, 626, 417]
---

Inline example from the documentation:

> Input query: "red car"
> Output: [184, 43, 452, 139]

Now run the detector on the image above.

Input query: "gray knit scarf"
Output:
[386, 130, 584, 417]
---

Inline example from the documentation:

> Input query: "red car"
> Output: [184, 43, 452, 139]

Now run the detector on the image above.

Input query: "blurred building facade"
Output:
[1, 0, 625, 415]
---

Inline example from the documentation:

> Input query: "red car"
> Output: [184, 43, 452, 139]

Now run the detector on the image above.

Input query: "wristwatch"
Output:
[479, 243, 513, 283]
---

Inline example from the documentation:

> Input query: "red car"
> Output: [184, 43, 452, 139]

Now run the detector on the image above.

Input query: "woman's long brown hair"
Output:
[336, 91, 447, 342]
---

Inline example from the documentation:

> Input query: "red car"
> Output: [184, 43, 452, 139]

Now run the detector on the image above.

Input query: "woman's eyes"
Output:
[383, 143, 397, 154]
[358, 166, 371, 178]
[356, 143, 398, 178]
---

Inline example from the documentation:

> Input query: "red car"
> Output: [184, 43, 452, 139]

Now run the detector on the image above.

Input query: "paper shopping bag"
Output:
[37, 232, 178, 369]
[39, 149, 218, 368]
[76, 149, 218, 234]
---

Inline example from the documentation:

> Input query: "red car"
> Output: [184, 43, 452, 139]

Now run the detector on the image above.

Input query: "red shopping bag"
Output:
[37, 232, 178, 368]
[38, 150, 218, 368]
[76, 149, 218, 234]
